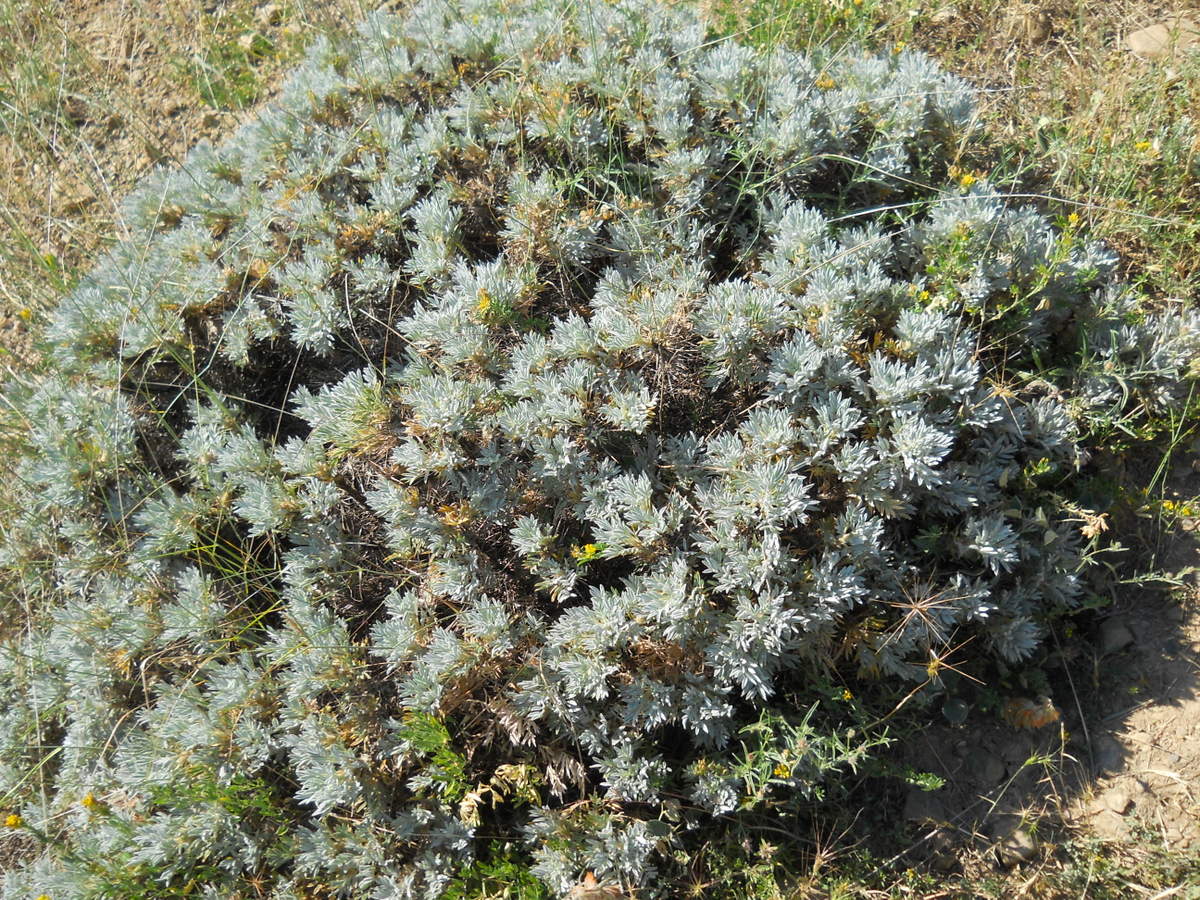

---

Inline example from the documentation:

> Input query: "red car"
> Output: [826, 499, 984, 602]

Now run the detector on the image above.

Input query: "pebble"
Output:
[903, 788, 946, 824]
[63, 95, 89, 125]
[256, 3, 284, 27]
[978, 754, 1007, 787]
[995, 826, 1038, 867]
[1092, 735, 1124, 775]
[1091, 809, 1128, 841]
[1103, 789, 1131, 814]
[1127, 18, 1200, 59]
[1099, 618, 1133, 655]
[926, 826, 958, 872]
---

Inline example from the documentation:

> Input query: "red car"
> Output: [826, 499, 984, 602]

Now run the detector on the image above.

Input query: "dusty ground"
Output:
[897, 452, 1200, 882]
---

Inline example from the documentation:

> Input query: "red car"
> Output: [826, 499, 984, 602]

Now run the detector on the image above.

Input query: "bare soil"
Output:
[898, 454, 1200, 881]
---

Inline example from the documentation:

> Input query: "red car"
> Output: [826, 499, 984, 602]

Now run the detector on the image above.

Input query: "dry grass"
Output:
[0, 0, 367, 368]
[705, 0, 1200, 303]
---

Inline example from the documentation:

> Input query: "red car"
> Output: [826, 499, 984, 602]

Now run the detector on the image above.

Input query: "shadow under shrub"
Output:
[1, 0, 1197, 895]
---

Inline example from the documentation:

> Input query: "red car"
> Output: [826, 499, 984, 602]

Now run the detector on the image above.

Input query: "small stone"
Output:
[979, 754, 1007, 787]
[63, 95, 89, 125]
[904, 788, 946, 824]
[1091, 809, 1128, 841]
[60, 191, 94, 215]
[1092, 735, 1124, 775]
[926, 826, 958, 872]
[996, 827, 1038, 867]
[1126, 18, 1200, 59]
[1103, 789, 1131, 814]
[256, 2, 283, 27]
[1099, 618, 1133, 654]
[942, 697, 969, 725]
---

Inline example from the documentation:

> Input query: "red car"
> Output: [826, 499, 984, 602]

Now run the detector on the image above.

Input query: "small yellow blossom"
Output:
[893, 41, 906, 54]
[815, 74, 837, 91]
[437, 502, 472, 528]
[475, 287, 492, 316]
[570, 543, 602, 563]
[1067, 212, 1080, 227]
[841, 688, 853, 701]
[773, 763, 790, 777]
[36, 895, 51, 900]
[4, 813, 23, 829]
[958, 172, 976, 189]
[17, 307, 32, 322]
[81, 792, 99, 810]
[1134, 140, 1153, 153]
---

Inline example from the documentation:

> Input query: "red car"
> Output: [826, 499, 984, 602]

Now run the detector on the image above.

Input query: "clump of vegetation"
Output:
[1, 0, 1196, 895]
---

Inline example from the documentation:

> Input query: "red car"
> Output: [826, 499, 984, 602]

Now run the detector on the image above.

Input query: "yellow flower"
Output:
[437, 502, 472, 527]
[36, 895, 52, 900]
[17, 307, 32, 322]
[1067, 212, 1080, 227]
[841, 688, 853, 701]
[773, 763, 790, 777]
[893, 41, 906, 54]
[1134, 140, 1152, 153]
[570, 543, 602, 563]
[815, 74, 836, 91]
[475, 287, 492, 316]
[4, 813, 23, 828]
[958, 172, 976, 189]
[81, 792, 99, 810]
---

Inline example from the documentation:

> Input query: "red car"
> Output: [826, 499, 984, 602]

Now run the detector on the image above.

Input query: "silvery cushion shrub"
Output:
[1, 0, 1197, 895]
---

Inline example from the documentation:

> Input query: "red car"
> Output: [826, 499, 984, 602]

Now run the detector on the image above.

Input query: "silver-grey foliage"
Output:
[2, 0, 1197, 895]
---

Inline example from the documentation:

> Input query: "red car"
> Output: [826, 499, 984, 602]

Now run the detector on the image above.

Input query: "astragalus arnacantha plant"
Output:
[1, 0, 1197, 895]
